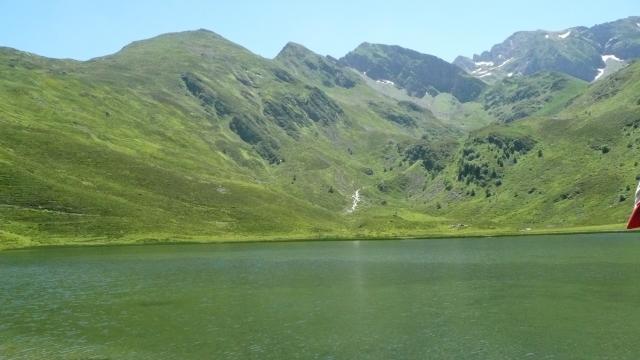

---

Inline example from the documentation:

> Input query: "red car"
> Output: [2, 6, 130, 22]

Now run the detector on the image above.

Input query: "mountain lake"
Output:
[2, 233, 640, 359]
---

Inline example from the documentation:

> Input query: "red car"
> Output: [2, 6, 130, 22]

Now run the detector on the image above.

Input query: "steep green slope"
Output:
[423, 61, 640, 231]
[0, 30, 460, 249]
[341, 43, 486, 102]
[480, 72, 588, 122]
[274, 42, 360, 89]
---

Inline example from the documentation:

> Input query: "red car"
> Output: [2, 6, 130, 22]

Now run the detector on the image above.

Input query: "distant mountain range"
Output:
[454, 16, 640, 83]
[1, 16, 639, 249]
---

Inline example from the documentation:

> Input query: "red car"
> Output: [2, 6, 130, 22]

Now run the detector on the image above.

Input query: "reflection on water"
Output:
[2, 233, 640, 359]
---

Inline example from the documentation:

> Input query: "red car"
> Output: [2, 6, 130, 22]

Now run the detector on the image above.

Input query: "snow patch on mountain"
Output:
[545, 34, 550, 39]
[495, 58, 515, 68]
[471, 68, 490, 75]
[376, 79, 395, 86]
[602, 54, 622, 62]
[559, 31, 571, 39]
[466, 57, 515, 79]
[594, 68, 605, 81]
[593, 54, 627, 82]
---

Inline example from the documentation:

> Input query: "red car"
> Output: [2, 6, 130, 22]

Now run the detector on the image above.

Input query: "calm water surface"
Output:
[2, 233, 640, 359]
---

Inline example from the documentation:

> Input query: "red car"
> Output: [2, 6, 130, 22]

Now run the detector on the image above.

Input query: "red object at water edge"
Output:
[627, 204, 640, 229]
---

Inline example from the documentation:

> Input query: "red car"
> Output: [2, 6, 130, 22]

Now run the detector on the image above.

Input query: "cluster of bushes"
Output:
[403, 143, 449, 173]
[456, 133, 536, 190]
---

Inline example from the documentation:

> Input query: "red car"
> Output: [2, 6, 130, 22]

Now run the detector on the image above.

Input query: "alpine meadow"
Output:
[2, 16, 640, 249]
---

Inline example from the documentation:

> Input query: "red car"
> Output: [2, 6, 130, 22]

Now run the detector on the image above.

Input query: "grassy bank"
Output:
[1, 223, 628, 251]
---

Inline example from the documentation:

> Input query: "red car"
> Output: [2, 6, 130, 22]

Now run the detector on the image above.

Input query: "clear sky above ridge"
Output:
[1, 0, 638, 62]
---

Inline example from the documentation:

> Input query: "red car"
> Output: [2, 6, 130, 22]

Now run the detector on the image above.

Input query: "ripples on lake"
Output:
[2, 233, 640, 359]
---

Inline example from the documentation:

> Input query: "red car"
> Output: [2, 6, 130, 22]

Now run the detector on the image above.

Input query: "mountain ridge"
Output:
[340, 42, 486, 102]
[455, 16, 640, 83]
[2, 22, 640, 249]
[0, 29, 463, 249]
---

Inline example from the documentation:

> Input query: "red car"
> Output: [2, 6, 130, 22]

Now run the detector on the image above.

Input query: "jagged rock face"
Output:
[341, 43, 486, 102]
[590, 17, 640, 59]
[455, 16, 640, 83]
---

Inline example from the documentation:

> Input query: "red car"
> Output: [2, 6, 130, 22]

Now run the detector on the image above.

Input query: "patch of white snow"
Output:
[376, 79, 395, 86]
[471, 68, 490, 75]
[594, 68, 605, 81]
[469, 58, 515, 79]
[545, 34, 550, 39]
[558, 31, 571, 39]
[602, 54, 623, 62]
[495, 58, 514, 68]
[507, 72, 514, 77]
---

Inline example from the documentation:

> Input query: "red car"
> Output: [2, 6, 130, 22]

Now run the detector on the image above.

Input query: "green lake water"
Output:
[2, 233, 640, 359]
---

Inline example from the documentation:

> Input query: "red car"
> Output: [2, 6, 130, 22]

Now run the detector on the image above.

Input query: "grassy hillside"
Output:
[480, 72, 588, 122]
[1, 31, 639, 250]
[0, 31, 461, 249]
[421, 61, 640, 231]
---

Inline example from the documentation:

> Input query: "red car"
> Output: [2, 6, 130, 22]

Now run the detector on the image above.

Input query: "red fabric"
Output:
[627, 204, 640, 229]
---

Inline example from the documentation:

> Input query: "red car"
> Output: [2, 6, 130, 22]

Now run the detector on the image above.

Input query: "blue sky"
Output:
[0, 0, 637, 62]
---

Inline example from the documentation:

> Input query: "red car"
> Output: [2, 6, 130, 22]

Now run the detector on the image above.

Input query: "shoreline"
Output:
[1, 224, 631, 252]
